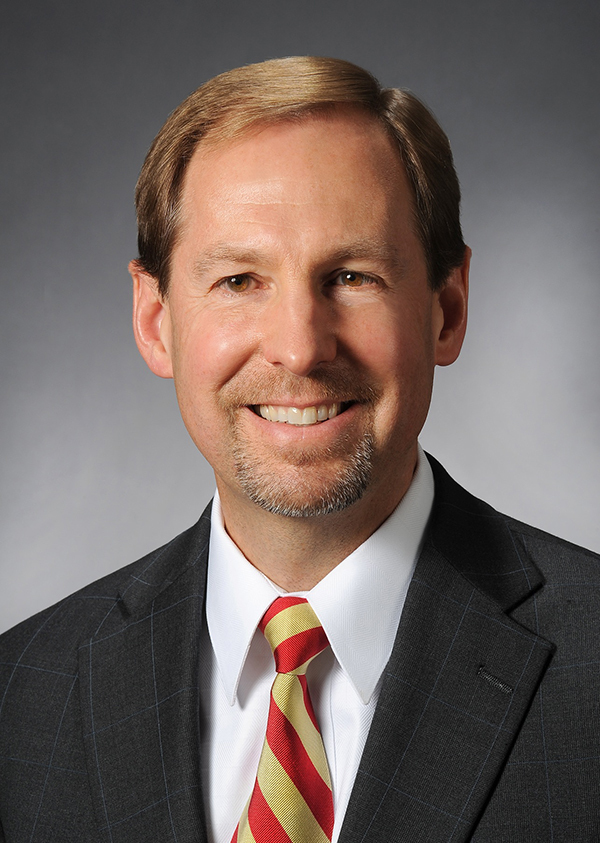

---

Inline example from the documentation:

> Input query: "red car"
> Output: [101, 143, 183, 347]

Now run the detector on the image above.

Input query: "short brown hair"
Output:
[134, 56, 466, 296]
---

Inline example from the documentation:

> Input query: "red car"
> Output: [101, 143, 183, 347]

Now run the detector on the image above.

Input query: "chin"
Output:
[232, 433, 375, 518]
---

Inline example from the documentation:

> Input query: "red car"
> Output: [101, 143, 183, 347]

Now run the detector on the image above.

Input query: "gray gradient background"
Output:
[1, 1, 599, 633]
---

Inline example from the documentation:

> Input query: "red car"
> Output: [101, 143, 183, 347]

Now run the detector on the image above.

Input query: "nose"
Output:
[261, 285, 337, 377]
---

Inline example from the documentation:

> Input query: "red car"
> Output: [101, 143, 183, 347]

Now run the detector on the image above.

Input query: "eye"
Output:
[219, 274, 252, 293]
[333, 271, 376, 288]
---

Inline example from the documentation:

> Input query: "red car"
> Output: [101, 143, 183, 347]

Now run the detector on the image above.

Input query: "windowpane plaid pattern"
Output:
[231, 596, 334, 843]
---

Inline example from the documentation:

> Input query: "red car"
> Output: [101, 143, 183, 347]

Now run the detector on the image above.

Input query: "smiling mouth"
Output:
[251, 402, 352, 426]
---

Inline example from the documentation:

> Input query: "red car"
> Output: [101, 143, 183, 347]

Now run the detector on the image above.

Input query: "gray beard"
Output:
[232, 430, 375, 518]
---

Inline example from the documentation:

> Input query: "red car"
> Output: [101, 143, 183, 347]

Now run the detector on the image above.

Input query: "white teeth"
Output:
[257, 403, 342, 425]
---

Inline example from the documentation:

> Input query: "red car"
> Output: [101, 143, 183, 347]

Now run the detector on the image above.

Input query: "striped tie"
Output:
[232, 596, 334, 842]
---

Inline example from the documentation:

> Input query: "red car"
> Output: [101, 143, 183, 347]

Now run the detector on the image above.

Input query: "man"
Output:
[0, 57, 598, 842]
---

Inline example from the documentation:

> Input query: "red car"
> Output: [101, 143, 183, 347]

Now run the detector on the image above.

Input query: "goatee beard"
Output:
[232, 429, 375, 518]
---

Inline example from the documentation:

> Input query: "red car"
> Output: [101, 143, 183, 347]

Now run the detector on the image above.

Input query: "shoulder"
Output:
[504, 514, 600, 581]
[0, 507, 212, 680]
[425, 453, 600, 622]
[427, 451, 600, 571]
[503, 516, 600, 650]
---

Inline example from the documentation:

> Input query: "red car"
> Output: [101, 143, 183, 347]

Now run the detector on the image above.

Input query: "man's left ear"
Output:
[129, 260, 174, 379]
[433, 246, 470, 367]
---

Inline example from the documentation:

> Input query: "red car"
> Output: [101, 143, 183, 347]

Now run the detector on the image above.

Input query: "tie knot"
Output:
[259, 596, 329, 674]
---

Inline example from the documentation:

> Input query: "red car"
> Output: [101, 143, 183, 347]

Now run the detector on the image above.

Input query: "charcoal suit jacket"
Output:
[1, 456, 599, 841]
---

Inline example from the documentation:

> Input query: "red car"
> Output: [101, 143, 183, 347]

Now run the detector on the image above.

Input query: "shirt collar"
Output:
[206, 445, 434, 705]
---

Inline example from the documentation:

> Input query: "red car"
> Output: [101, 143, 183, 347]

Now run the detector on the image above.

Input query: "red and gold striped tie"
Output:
[231, 596, 334, 842]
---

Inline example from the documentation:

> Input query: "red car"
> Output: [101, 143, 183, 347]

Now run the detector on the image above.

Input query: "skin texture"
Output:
[131, 110, 469, 590]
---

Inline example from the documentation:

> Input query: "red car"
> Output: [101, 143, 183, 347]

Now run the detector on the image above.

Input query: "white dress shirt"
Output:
[199, 446, 434, 843]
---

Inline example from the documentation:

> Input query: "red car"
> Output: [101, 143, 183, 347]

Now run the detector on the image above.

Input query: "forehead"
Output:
[174, 110, 419, 267]
[182, 110, 409, 207]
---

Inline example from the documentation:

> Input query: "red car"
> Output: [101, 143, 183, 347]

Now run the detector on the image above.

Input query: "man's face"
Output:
[134, 111, 467, 521]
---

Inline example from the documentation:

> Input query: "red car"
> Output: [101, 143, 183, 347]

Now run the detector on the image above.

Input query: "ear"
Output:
[433, 247, 470, 367]
[129, 260, 173, 378]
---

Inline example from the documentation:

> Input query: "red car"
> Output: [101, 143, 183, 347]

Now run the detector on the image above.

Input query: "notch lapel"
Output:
[339, 458, 555, 843]
[78, 510, 212, 843]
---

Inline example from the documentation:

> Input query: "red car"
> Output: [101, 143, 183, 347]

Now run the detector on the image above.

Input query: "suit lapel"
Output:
[339, 457, 555, 843]
[78, 508, 212, 843]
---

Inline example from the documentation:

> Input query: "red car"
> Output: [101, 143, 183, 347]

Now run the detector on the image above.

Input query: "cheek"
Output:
[354, 310, 436, 443]
[350, 307, 434, 383]
[170, 321, 246, 463]
[172, 314, 256, 401]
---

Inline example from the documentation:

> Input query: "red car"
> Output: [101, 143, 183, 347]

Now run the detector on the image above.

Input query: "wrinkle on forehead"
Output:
[197, 177, 358, 211]
[213, 179, 312, 206]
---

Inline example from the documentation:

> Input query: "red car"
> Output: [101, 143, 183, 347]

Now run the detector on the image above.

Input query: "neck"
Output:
[216, 453, 417, 591]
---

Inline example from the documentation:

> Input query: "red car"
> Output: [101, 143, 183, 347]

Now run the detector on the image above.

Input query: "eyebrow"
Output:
[323, 240, 404, 271]
[192, 246, 268, 279]
[192, 238, 405, 278]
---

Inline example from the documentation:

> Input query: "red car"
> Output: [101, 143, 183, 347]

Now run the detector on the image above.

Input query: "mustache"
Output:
[220, 364, 380, 406]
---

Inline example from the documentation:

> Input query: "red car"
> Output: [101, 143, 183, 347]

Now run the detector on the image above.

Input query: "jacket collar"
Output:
[425, 455, 545, 612]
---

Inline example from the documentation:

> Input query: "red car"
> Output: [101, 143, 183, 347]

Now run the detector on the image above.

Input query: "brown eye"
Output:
[337, 271, 366, 287]
[224, 275, 250, 292]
